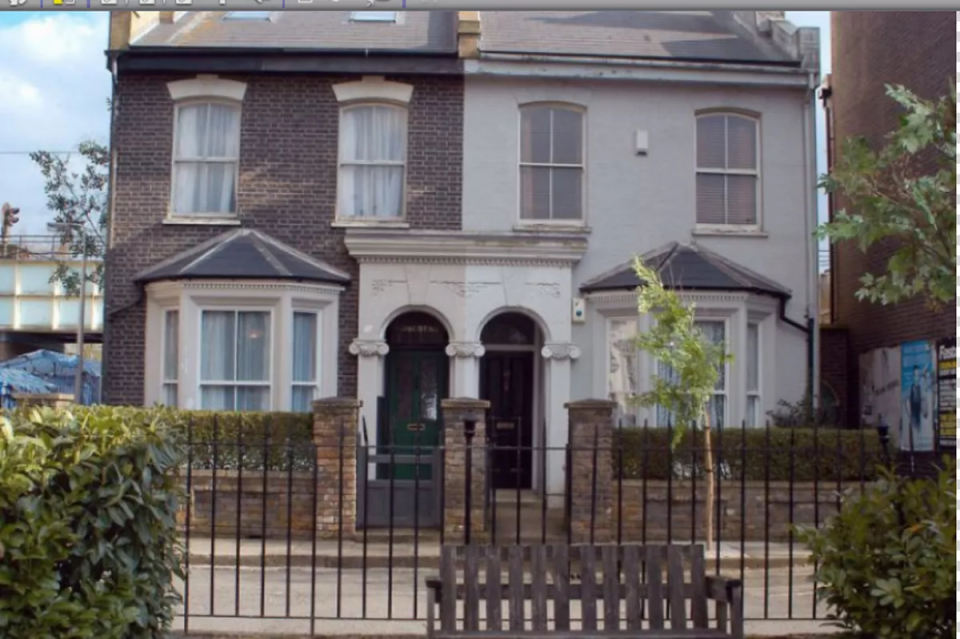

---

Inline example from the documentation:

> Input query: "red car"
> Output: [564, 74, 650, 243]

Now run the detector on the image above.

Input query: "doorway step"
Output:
[488, 490, 567, 543]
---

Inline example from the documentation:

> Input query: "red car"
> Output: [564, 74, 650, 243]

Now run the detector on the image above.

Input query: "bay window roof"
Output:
[134, 228, 350, 285]
[580, 241, 790, 297]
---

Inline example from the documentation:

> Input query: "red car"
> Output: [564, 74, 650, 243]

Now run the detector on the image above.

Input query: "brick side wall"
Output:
[819, 326, 853, 425]
[104, 73, 464, 405]
[828, 12, 955, 356]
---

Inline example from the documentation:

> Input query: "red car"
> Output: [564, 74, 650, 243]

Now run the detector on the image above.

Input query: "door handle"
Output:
[407, 423, 425, 432]
[496, 421, 515, 430]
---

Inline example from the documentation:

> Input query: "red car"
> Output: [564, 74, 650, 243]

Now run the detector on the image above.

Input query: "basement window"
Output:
[350, 11, 397, 22]
[224, 11, 274, 20]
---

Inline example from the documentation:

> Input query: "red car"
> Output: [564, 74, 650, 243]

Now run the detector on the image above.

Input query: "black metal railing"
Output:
[173, 413, 926, 633]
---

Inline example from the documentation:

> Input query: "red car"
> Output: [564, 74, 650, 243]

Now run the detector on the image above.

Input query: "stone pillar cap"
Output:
[565, 399, 618, 410]
[440, 398, 491, 410]
[312, 397, 363, 411]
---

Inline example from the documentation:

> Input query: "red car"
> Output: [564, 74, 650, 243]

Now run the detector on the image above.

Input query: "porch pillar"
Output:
[441, 397, 490, 542]
[565, 399, 616, 543]
[312, 397, 362, 539]
[542, 344, 579, 506]
[446, 341, 484, 398]
[349, 339, 388, 445]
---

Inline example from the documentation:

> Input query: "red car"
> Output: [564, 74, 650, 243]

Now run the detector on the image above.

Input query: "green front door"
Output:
[383, 350, 447, 480]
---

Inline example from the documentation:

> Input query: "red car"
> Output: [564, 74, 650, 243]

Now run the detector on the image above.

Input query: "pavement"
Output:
[170, 563, 837, 637]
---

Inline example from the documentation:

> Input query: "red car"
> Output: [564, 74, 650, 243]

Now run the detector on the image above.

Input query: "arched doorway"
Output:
[382, 311, 449, 480]
[480, 312, 540, 490]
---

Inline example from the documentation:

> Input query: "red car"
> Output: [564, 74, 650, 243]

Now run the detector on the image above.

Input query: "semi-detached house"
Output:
[103, 10, 820, 499]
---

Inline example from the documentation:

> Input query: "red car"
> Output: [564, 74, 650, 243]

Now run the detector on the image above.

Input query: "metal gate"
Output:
[356, 407, 444, 529]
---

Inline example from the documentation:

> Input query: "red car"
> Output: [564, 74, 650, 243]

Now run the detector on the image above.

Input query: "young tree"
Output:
[819, 82, 956, 308]
[30, 140, 109, 296]
[632, 258, 732, 549]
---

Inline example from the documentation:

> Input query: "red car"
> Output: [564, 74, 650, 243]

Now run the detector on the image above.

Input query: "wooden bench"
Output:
[426, 544, 743, 639]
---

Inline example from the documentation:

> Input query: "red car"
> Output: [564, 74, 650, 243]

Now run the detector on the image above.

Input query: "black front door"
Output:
[480, 351, 534, 490]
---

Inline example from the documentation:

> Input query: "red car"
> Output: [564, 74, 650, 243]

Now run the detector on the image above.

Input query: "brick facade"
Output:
[828, 11, 954, 355]
[818, 326, 854, 426]
[104, 73, 463, 405]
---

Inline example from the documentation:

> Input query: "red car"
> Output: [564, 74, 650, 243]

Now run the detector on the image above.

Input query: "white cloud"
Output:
[0, 13, 110, 235]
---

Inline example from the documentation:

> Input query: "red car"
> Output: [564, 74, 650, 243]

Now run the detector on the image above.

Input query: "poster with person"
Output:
[859, 347, 902, 448]
[936, 337, 956, 448]
[900, 340, 935, 452]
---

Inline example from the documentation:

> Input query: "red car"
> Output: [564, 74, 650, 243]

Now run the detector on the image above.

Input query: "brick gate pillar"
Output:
[565, 399, 616, 543]
[312, 397, 361, 540]
[441, 398, 490, 543]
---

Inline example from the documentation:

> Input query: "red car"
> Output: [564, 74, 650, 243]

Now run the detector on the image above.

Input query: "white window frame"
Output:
[170, 99, 242, 219]
[518, 102, 586, 225]
[694, 110, 761, 232]
[291, 309, 322, 412]
[605, 315, 640, 427]
[197, 307, 274, 411]
[161, 308, 179, 407]
[335, 102, 409, 221]
[746, 321, 762, 427]
[694, 318, 729, 429]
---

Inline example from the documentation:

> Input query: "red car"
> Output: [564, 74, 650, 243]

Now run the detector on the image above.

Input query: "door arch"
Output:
[480, 312, 542, 490]
[382, 311, 449, 477]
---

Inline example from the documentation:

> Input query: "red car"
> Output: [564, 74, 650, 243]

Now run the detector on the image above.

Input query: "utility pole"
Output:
[1, 203, 20, 254]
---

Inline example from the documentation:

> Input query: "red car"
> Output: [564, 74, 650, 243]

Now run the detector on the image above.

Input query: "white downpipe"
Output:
[803, 71, 820, 409]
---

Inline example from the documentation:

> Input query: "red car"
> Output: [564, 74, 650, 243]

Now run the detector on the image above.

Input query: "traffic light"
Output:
[1, 202, 19, 231]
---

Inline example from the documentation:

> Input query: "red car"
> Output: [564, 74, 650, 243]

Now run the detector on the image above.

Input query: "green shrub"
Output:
[75, 407, 315, 472]
[614, 426, 884, 482]
[0, 406, 185, 639]
[796, 457, 956, 638]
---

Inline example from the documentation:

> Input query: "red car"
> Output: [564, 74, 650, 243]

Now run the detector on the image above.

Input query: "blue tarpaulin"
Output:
[0, 350, 101, 406]
[0, 368, 57, 409]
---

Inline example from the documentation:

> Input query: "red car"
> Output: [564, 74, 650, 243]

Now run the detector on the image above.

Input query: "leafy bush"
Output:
[0, 406, 185, 639]
[767, 390, 841, 428]
[796, 457, 956, 638]
[74, 407, 316, 472]
[614, 425, 883, 482]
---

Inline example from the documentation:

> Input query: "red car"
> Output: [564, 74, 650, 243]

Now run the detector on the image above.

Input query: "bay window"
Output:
[292, 312, 319, 412]
[655, 320, 727, 428]
[746, 322, 761, 426]
[338, 104, 407, 218]
[162, 309, 179, 406]
[606, 317, 639, 427]
[200, 310, 271, 411]
[172, 101, 241, 216]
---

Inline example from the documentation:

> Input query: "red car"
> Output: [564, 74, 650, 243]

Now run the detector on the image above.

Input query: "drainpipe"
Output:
[803, 70, 820, 412]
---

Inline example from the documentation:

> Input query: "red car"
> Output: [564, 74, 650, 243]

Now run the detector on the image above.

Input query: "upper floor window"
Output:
[173, 101, 241, 216]
[696, 112, 759, 227]
[338, 104, 407, 219]
[519, 104, 584, 222]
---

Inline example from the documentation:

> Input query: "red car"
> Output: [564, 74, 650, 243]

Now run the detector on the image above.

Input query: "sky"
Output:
[0, 10, 831, 237]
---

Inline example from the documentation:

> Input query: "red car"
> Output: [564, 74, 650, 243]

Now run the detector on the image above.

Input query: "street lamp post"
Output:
[48, 222, 87, 404]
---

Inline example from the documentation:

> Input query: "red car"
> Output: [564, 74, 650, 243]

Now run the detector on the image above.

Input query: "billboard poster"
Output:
[859, 347, 902, 448]
[900, 340, 935, 452]
[936, 337, 956, 448]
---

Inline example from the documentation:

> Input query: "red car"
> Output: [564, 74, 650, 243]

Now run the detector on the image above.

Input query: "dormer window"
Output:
[350, 11, 396, 22]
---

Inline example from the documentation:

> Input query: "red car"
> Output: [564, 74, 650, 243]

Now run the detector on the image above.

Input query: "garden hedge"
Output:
[0, 406, 184, 639]
[70, 406, 316, 472]
[614, 426, 884, 482]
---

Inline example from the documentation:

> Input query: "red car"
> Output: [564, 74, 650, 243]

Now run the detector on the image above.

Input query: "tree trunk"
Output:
[702, 413, 715, 551]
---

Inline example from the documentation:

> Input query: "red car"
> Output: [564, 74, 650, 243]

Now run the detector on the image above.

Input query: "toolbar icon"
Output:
[52, 0, 77, 6]
[100, 0, 118, 5]
[175, 0, 191, 5]
[8, 0, 28, 7]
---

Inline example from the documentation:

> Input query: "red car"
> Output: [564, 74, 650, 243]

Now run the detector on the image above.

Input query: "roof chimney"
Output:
[457, 11, 481, 59]
[108, 11, 161, 50]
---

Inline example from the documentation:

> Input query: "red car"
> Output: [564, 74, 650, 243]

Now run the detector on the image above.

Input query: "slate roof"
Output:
[132, 10, 457, 53]
[580, 242, 791, 297]
[134, 229, 350, 286]
[478, 11, 795, 64]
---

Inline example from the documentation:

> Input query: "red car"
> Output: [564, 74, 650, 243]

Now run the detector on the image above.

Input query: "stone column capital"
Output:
[445, 341, 486, 358]
[541, 342, 581, 361]
[349, 339, 389, 358]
